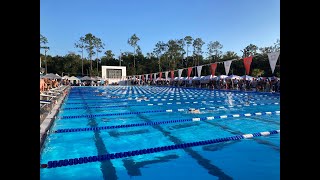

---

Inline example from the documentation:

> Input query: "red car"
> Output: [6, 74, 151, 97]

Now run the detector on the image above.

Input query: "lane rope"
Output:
[40, 129, 280, 168]
[52, 111, 280, 133]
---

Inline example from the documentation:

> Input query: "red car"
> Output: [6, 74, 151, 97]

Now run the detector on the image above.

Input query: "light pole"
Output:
[44, 48, 48, 74]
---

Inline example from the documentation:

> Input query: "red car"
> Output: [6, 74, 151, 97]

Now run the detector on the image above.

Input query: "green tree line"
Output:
[40, 33, 280, 78]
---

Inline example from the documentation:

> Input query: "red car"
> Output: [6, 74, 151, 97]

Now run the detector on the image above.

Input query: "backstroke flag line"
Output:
[165, 71, 169, 80]
[197, 66, 202, 77]
[243, 56, 253, 75]
[224, 60, 233, 75]
[267, 52, 280, 74]
[187, 67, 192, 79]
[210, 63, 217, 76]
[178, 69, 183, 79]
[171, 70, 174, 80]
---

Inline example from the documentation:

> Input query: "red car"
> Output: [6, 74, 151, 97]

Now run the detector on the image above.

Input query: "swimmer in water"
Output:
[245, 95, 251, 105]
[189, 108, 200, 114]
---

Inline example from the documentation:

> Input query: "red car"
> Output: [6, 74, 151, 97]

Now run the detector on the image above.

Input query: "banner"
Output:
[196, 66, 202, 77]
[171, 70, 174, 80]
[165, 71, 169, 80]
[224, 60, 233, 75]
[243, 56, 253, 75]
[187, 67, 192, 79]
[159, 72, 162, 79]
[146, 74, 148, 80]
[267, 52, 280, 74]
[178, 69, 183, 79]
[210, 63, 217, 76]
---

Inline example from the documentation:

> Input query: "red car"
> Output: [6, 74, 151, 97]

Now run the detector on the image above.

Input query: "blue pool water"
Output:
[40, 86, 280, 180]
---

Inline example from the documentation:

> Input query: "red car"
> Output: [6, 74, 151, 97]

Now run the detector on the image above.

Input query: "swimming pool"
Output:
[40, 86, 280, 180]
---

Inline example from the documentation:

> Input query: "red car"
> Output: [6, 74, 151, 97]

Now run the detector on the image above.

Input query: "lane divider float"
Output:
[40, 130, 280, 168]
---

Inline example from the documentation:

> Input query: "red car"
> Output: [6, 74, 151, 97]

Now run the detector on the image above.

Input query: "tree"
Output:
[104, 50, 114, 65]
[251, 68, 264, 77]
[153, 41, 166, 72]
[127, 34, 140, 69]
[167, 39, 184, 70]
[40, 34, 49, 49]
[241, 44, 258, 57]
[259, 46, 274, 55]
[210, 41, 223, 62]
[192, 38, 205, 66]
[74, 36, 85, 75]
[83, 33, 96, 75]
[274, 39, 280, 52]
[93, 37, 104, 76]
[223, 51, 239, 60]
[184, 36, 193, 66]
[40, 34, 50, 73]
[177, 39, 186, 67]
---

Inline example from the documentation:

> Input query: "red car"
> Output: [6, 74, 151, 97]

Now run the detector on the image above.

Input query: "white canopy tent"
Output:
[200, 75, 216, 83]
[241, 75, 254, 81]
[213, 75, 228, 80]
[81, 76, 94, 81]
[62, 75, 70, 79]
[42, 73, 62, 80]
[226, 75, 242, 80]
[68, 76, 80, 81]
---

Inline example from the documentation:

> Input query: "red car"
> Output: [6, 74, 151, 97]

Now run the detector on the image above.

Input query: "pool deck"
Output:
[40, 86, 70, 150]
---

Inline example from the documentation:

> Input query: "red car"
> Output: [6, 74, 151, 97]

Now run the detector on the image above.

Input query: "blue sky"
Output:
[40, 0, 280, 58]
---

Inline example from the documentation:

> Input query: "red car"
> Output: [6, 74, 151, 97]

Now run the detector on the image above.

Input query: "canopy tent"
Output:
[62, 75, 70, 79]
[268, 76, 280, 81]
[213, 75, 228, 80]
[174, 77, 185, 81]
[200, 75, 216, 83]
[156, 78, 166, 81]
[42, 73, 62, 80]
[226, 75, 242, 80]
[192, 76, 202, 81]
[94, 76, 103, 81]
[241, 75, 254, 81]
[81, 76, 94, 81]
[256, 77, 267, 81]
[68, 76, 80, 81]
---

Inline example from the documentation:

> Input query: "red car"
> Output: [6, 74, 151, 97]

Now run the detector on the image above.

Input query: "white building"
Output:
[101, 66, 127, 85]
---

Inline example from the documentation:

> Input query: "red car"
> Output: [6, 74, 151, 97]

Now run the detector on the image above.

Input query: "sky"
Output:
[40, 0, 280, 58]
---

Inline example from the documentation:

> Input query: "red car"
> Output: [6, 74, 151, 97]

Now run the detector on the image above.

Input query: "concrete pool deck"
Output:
[40, 86, 70, 150]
